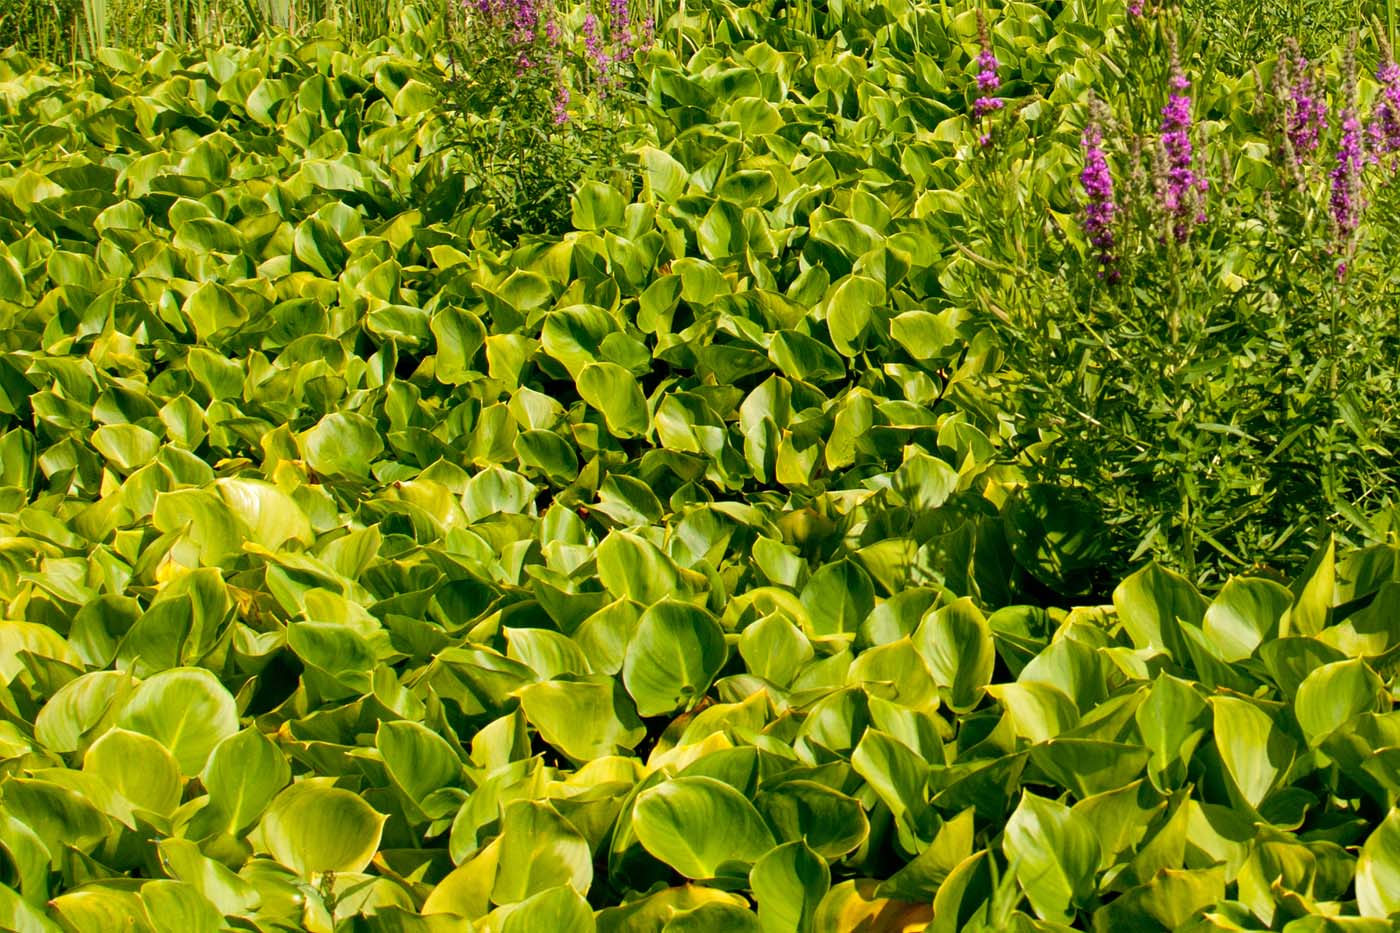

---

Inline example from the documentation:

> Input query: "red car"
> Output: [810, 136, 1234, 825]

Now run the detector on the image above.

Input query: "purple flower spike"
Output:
[1128, 0, 1143, 14]
[1331, 108, 1364, 251]
[977, 46, 1000, 94]
[1158, 57, 1207, 241]
[1368, 39, 1400, 164]
[1282, 44, 1328, 158]
[1331, 37, 1365, 279]
[1081, 107, 1119, 281]
[970, 11, 1002, 121]
[553, 84, 570, 124]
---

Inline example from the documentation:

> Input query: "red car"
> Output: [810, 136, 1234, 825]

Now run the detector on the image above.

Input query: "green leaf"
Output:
[915, 598, 995, 712]
[157, 838, 260, 916]
[492, 800, 593, 905]
[800, 558, 874, 636]
[1030, 739, 1149, 800]
[663, 902, 762, 932]
[257, 779, 387, 876]
[634, 776, 777, 880]
[293, 216, 348, 277]
[825, 275, 884, 357]
[201, 727, 291, 834]
[1135, 674, 1209, 791]
[1295, 658, 1384, 747]
[738, 612, 813, 687]
[578, 363, 650, 438]
[1113, 563, 1206, 661]
[1202, 576, 1293, 661]
[542, 305, 616, 379]
[518, 675, 646, 763]
[851, 729, 936, 850]
[377, 719, 464, 807]
[214, 478, 314, 550]
[848, 637, 937, 707]
[183, 281, 249, 340]
[514, 430, 579, 484]
[753, 781, 869, 861]
[674, 258, 728, 306]
[173, 216, 243, 255]
[1288, 535, 1335, 636]
[1357, 807, 1400, 918]
[596, 886, 752, 932]
[500, 884, 596, 933]
[505, 626, 591, 679]
[140, 880, 225, 933]
[813, 880, 934, 933]
[597, 531, 695, 605]
[1210, 695, 1296, 810]
[298, 412, 384, 479]
[769, 331, 845, 384]
[878, 808, 976, 900]
[116, 668, 239, 775]
[623, 599, 726, 716]
[431, 307, 487, 385]
[49, 890, 152, 933]
[0, 253, 25, 300]
[750, 841, 829, 933]
[573, 181, 627, 231]
[1003, 791, 1100, 923]
[91, 424, 161, 474]
[890, 310, 958, 361]
[34, 670, 134, 754]
[82, 728, 182, 817]
[2, 778, 110, 859]
[639, 146, 689, 201]
[151, 489, 243, 568]
[1091, 867, 1226, 930]
[0, 883, 60, 933]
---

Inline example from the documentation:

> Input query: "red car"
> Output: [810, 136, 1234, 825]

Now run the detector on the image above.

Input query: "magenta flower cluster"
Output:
[1368, 55, 1400, 162]
[1330, 50, 1365, 279]
[1081, 118, 1119, 281]
[1285, 53, 1328, 157]
[1159, 68, 1208, 240]
[973, 44, 1003, 117]
[1330, 108, 1363, 233]
[463, 0, 653, 122]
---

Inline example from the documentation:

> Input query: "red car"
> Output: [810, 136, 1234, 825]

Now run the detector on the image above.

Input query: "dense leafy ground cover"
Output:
[6, 0, 1400, 930]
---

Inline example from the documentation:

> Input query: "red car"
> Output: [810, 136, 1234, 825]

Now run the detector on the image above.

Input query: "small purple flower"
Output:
[974, 96, 1004, 116]
[1159, 60, 1207, 240]
[1128, 0, 1143, 15]
[1081, 111, 1119, 280]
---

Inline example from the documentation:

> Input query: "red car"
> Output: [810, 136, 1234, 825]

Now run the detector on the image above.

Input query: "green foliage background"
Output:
[4, 0, 1400, 930]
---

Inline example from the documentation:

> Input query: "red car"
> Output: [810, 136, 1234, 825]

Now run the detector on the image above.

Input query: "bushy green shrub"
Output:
[436, 0, 652, 238]
[966, 7, 1400, 584]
